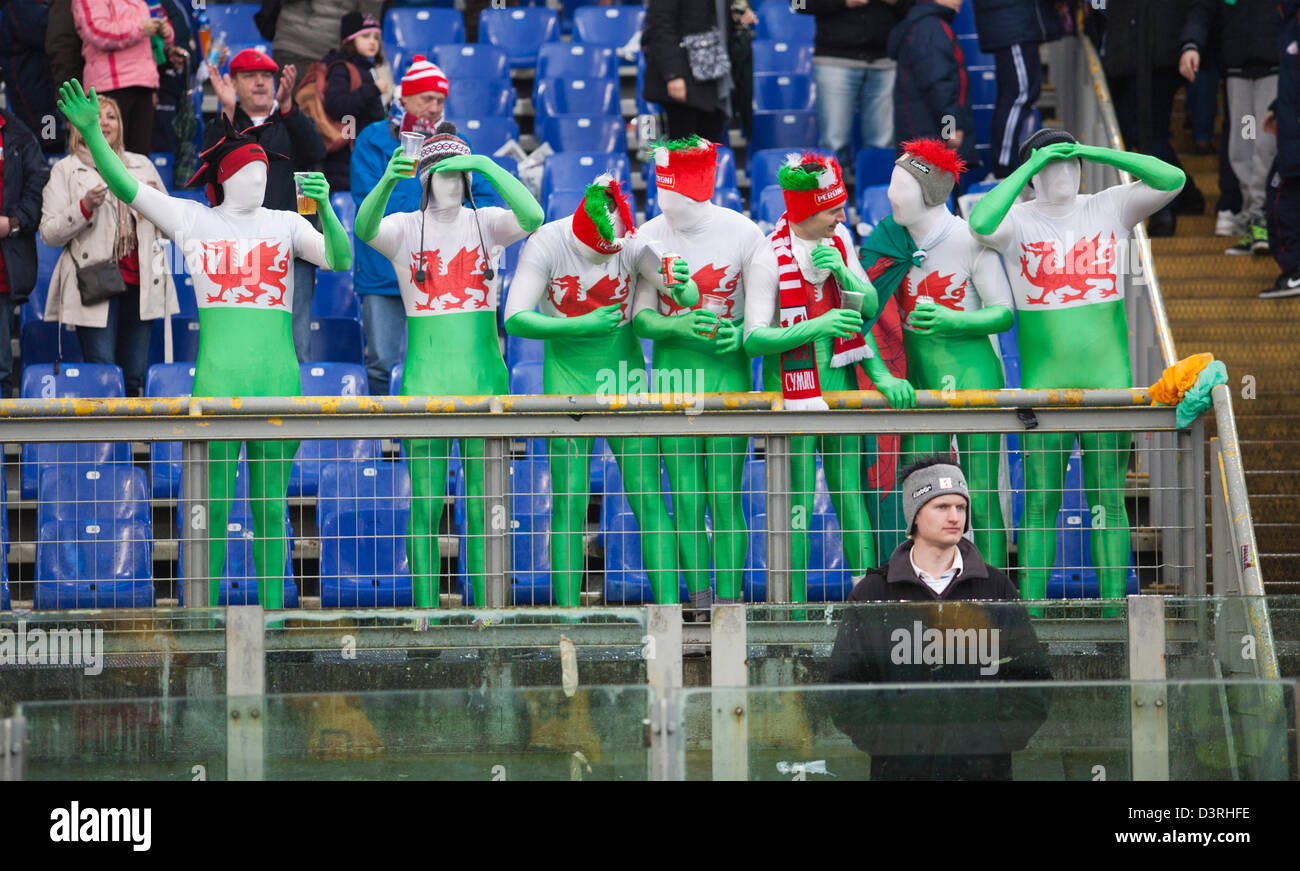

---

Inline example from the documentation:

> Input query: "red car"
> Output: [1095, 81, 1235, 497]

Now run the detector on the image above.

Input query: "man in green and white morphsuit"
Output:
[57, 80, 354, 608]
[969, 128, 1185, 599]
[745, 152, 916, 602]
[864, 139, 1015, 568]
[502, 175, 681, 606]
[355, 122, 543, 607]
[630, 137, 765, 610]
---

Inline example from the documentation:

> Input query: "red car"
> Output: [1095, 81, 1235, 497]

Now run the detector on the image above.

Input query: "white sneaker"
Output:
[1215, 210, 1244, 237]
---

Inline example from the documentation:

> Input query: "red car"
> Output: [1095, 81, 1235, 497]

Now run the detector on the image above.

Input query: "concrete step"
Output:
[1160, 277, 1285, 298]
[1170, 321, 1300, 345]
[1152, 253, 1278, 280]
[1166, 297, 1300, 319]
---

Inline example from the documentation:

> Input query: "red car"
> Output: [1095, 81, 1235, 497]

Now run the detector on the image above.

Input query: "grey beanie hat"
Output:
[902, 463, 971, 534]
[895, 150, 956, 208]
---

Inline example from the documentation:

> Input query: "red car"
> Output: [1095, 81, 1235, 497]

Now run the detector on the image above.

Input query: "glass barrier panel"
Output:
[0, 608, 227, 718]
[674, 680, 1296, 781]
[18, 685, 653, 781]
[264, 607, 650, 693]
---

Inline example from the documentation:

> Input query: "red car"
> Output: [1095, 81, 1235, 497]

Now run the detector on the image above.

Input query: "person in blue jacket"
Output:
[350, 55, 499, 395]
[888, 0, 979, 178]
[0, 0, 60, 151]
[970, 0, 1065, 178]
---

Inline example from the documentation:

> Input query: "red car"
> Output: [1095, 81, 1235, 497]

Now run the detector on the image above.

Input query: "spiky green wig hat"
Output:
[651, 135, 717, 202]
[573, 173, 637, 254]
[779, 151, 847, 222]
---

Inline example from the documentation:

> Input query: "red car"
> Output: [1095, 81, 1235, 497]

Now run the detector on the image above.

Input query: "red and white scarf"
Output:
[772, 214, 868, 410]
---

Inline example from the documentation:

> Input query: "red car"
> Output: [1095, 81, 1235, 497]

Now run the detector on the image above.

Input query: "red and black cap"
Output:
[185, 114, 286, 206]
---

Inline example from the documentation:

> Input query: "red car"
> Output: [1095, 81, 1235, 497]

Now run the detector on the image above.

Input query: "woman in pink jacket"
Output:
[72, 0, 171, 154]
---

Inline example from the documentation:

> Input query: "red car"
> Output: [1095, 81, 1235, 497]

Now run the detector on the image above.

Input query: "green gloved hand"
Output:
[383, 145, 417, 184]
[56, 79, 140, 204]
[435, 153, 544, 231]
[713, 319, 743, 355]
[661, 257, 700, 309]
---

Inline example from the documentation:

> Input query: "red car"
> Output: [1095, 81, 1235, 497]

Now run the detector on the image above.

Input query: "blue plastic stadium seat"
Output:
[597, 453, 687, 604]
[537, 42, 617, 81]
[505, 333, 544, 371]
[478, 7, 559, 69]
[538, 114, 624, 153]
[149, 152, 174, 189]
[750, 110, 819, 155]
[974, 106, 994, 148]
[509, 458, 554, 604]
[755, 184, 787, 229]
[206, 3, 262, 45]
[385, 7, 464, 56]
[36, 235, 60, 290]
[290, 363, 381, 497]
[755, 0, 816, 42]
[546, 188, 585, 221]
[953, 1, 976, 35]
[856, 147, 896, 189]
[145, 362, 195, 497]
[958, 35, 995, 69]
[573, 4, 645, 48]
[36, 519, 154, 609]
[38, 463, 149, 528]
[1, 464, 8, 610]
[147, 314, 202, 366]
[20, 364, 128, 499]
[748, 147, 835, 193]
[540, 151, 632, 207]
[753, 72, 815, 112]
[742, 462, 854, 602]
[312, 276, 361, 319]
[318, 460, 413, 607]
[309, 317, 365, 366]
[448, 77, 516, 118]
[20, 318, 85, 366]
[533, 77, 620, 126]
[431, 43, 508, 79]
[445, 116, 519, 155]
[1044, 446, 1140, 598]
[635, 54, 661, 117]
[970, 67, 997, 108]
[857, 183, 891, 229]
[751, 40, 814, 75]
[510, 360, 543, 395]
[329, 192, 356, 227]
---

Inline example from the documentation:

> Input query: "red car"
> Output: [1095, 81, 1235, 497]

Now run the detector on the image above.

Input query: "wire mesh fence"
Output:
[0, 386, 1206, 612]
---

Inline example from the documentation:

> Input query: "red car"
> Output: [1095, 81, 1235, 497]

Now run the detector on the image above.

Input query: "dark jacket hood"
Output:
[888, 1, 955, 60]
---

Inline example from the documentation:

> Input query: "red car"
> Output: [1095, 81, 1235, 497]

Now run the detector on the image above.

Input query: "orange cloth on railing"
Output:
[1148, 353, 1215, 405]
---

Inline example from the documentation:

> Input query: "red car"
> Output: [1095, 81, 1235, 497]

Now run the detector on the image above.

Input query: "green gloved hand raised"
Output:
[295, 170, 352, 272]
[383, 146, 417, 183]
[661, 257, 700, 309]
[57, 79, 139, 204]
[435, 153, 544, 232]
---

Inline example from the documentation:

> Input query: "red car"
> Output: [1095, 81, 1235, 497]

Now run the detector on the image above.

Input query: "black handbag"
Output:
[75, 260, 127, 307]
[254, 0, 284, 42]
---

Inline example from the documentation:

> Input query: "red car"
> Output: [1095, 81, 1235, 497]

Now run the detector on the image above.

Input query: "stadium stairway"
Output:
[1157, 118, 1300, 595]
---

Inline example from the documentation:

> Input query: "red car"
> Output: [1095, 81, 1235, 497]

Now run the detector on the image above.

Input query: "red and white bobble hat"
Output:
[572, 173, 637, 255]
[778, 152, 848, 223]
[652, 135, 717, 202]
[401, 54, 449, 98]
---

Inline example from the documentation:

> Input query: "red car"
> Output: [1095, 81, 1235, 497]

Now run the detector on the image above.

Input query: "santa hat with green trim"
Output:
[572, 174, 637, 255]
[779, 152, 847, 223]
[652, 135, 716, 202]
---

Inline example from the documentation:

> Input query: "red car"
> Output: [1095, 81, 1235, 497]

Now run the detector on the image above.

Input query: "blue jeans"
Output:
[813, 61, 896, 162]
[361, 293, 407, 395]
[292, 258, 316, 363]
[76, 283, 152, 395]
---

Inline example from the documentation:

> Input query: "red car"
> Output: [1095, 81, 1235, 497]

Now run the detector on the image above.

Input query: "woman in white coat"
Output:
[39, 94, 177, 394]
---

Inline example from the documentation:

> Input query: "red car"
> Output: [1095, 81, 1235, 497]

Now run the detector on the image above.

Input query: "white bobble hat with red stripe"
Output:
[401, 55, 449, 98]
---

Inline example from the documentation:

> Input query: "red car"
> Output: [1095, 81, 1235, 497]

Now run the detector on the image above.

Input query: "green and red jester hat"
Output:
[653, 135, 717, 202]
[778, 151, 848, 222]
[572, 173, 637, 254]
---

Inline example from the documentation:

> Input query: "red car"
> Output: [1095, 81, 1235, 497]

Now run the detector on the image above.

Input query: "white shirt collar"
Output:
[909, 545, 963, 595]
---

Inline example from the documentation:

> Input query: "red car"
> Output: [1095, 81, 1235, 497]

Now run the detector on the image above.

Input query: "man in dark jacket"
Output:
[1101, 0, 1205, 237]
[972, 0, 1065, 178]
[1260, 1, 1300, 297]
[828, 456, 1052, 780]
[799, 0, 911, 166]
[205, 48, 327, 362]
[1181, 0, 1279, 256]
[1, 0, 61, 151]
[643, 0, 732, 142]
[43, 0, 80, 92]
[888, 0, 978, 174]
[0, 110, 49, 395]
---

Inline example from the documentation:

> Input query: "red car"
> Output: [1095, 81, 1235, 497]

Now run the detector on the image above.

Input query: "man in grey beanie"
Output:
[828, 454, 1052, 780]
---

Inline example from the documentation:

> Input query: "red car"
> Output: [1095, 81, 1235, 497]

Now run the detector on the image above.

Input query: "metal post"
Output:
[645, 605, 682, 781]
[765, 434, 792, 604]
[710, 604, 748, 781]
[0, 716, 23, 781]
[1127, 595, 1169, 781]
[1210, 385, 1264, 594]
[482, 436, 510, 608]
[1185, 419, 1207, 597]
[1210, 438, 1235, 594]
[226, 605, 265, 781]
[182, 439, 210, 608]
